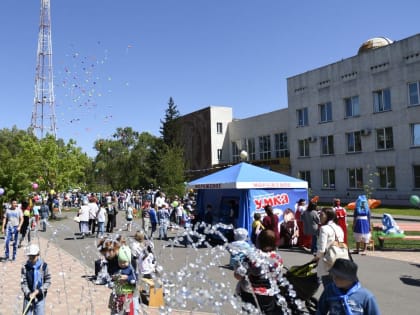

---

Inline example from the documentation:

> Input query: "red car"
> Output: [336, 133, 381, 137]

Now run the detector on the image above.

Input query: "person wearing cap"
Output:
[21, 244, 51, 315]
[317, 258, 380, 315]
[109, 245, 137, 315]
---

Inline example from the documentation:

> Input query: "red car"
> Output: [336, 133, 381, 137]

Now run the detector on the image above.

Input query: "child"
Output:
[126, 205, 134, 232]
[109, 245, 137, 315]
[96, 205, 107, 238]
[228, 228, 252, 269]
[21, 244, 52, 315]
[317, 258, 380, 314]
[251, 212, 264, 246]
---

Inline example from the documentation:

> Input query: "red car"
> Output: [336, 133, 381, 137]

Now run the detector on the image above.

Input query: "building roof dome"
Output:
[358, 37, 393, 54]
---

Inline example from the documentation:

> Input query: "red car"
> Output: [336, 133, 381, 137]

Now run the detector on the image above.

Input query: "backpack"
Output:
[323, 226, 350, 267]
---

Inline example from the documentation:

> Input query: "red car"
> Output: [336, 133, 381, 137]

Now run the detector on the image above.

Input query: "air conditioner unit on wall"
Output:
[361, 128, 371, 136]
[307, 136, 317, 143]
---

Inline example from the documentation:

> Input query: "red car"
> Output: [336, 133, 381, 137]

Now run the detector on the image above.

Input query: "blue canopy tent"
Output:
[186, 162, 308, 235]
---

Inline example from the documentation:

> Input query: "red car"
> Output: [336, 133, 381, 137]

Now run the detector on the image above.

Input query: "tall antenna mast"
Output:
[31, 0, 57, 139]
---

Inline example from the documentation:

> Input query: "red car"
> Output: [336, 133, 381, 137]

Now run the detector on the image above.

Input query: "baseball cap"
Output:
[26, 244, 40, 256]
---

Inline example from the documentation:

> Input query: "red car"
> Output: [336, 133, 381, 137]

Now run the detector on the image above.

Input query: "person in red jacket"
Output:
[333, 198, 348, 244]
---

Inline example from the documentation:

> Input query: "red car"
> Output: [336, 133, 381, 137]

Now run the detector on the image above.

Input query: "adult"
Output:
[149, 204, 158, 239]
[88, 196, 99, 235]
[301, 201, 320, 254]
[262, 205, 280, 247]
[352, 195, 371, 255]
[295, 198, 311, 249]
[312, 207, 345, 288]
[19, 200, 32, 248]
[78, 199, 90, 238]
[2, 199, 23, 261]
[317, 258, 380, 315]
[203, 204, 213, 225]
[21, 244, 51, 315]
[106, 198, 117, 233]
[333, 198, 348, 244]
[154, 191, 165, 209]
[234, 229, 284, 314]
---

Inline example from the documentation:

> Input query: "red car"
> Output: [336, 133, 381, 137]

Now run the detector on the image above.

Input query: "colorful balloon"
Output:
[409, 195, 420, 207]
[0, 188, 4, 195]
[32, 183, 39, 190]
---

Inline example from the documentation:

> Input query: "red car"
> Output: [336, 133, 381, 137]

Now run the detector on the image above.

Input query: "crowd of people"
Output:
[230, 195, 380, 314]
[2, 191, 381, 314]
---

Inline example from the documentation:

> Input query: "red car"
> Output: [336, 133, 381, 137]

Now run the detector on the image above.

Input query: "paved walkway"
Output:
[1, 219, 419, 314]
[0, 234, 213, 315]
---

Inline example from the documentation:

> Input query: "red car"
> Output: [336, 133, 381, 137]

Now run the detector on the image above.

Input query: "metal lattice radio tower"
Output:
[30, 0, 57, 139]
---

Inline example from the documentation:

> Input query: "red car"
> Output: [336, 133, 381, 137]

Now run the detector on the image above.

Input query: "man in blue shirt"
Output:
[317, 258, 380, 314]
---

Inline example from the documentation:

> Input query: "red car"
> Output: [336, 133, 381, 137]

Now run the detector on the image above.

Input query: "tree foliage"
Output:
[0, 127, 91, 200]
[160, 97, 181, 147]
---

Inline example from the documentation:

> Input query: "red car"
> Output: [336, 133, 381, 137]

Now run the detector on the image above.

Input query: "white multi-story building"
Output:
[178, 34, 420, 205]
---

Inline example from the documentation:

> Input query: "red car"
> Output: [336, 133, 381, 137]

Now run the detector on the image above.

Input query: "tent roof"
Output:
[187, 162, 308, 189]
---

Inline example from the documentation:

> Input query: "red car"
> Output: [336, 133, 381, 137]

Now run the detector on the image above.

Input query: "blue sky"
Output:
[1, 0, 419, 156]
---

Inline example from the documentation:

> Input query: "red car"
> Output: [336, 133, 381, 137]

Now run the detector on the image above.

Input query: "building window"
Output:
[216, 122, 223, 134]
[348, 168, 363, 189]
[243, 138, 256, 161]
[298, 139, 310, 157]
[408, 81, 420, 106]
[344, 96, 360, 117]
[376, 127, 394, 150]
[258, 135, 271, 160]
[414, 165, 420, 188]
[296, 108, 309, 127]
[322, 169, 336, 189]
[320, 135, 334, 155]
[298, 170, 311, 188]
[274, 133, 289, 158]
[373, 88, 391, 112]
[319, 102, 332, 123]
[217, 149, 222, 161]
[346, 131, 362, 153]
[412, 123, 420, 146]
[377, 166, 395, 189]
[231, 140, 241, 163]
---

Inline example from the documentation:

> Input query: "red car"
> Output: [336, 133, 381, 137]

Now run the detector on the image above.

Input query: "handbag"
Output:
[323, 225, 350, 268]
[73, 215, 80, 223]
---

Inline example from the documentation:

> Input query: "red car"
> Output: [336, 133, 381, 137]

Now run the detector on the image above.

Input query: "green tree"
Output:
[160, 97, 181, 146]
[157, 145, 186, 198]
[0, 128, 91, 200]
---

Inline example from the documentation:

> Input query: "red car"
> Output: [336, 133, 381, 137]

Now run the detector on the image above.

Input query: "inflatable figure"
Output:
[382, 213, 404, 235]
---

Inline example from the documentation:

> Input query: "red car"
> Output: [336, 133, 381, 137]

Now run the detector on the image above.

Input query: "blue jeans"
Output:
[159, 221, 168, 239]
[5, 225, 19, 259]
[97, 222, 105, 237]
[40, 218, 48, 231]
[23, 298, 45, 315]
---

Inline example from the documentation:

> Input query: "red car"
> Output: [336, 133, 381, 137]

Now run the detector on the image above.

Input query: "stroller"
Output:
[284, 262, 319, 314]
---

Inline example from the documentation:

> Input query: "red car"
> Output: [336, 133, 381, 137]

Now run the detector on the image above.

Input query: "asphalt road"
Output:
[41, 212, 420, 315]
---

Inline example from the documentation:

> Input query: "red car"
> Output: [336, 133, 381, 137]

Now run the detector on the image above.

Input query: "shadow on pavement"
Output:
[400, 276, 420, 287]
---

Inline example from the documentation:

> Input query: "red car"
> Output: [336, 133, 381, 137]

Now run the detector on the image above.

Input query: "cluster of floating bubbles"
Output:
[0, 212, 311, 314]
